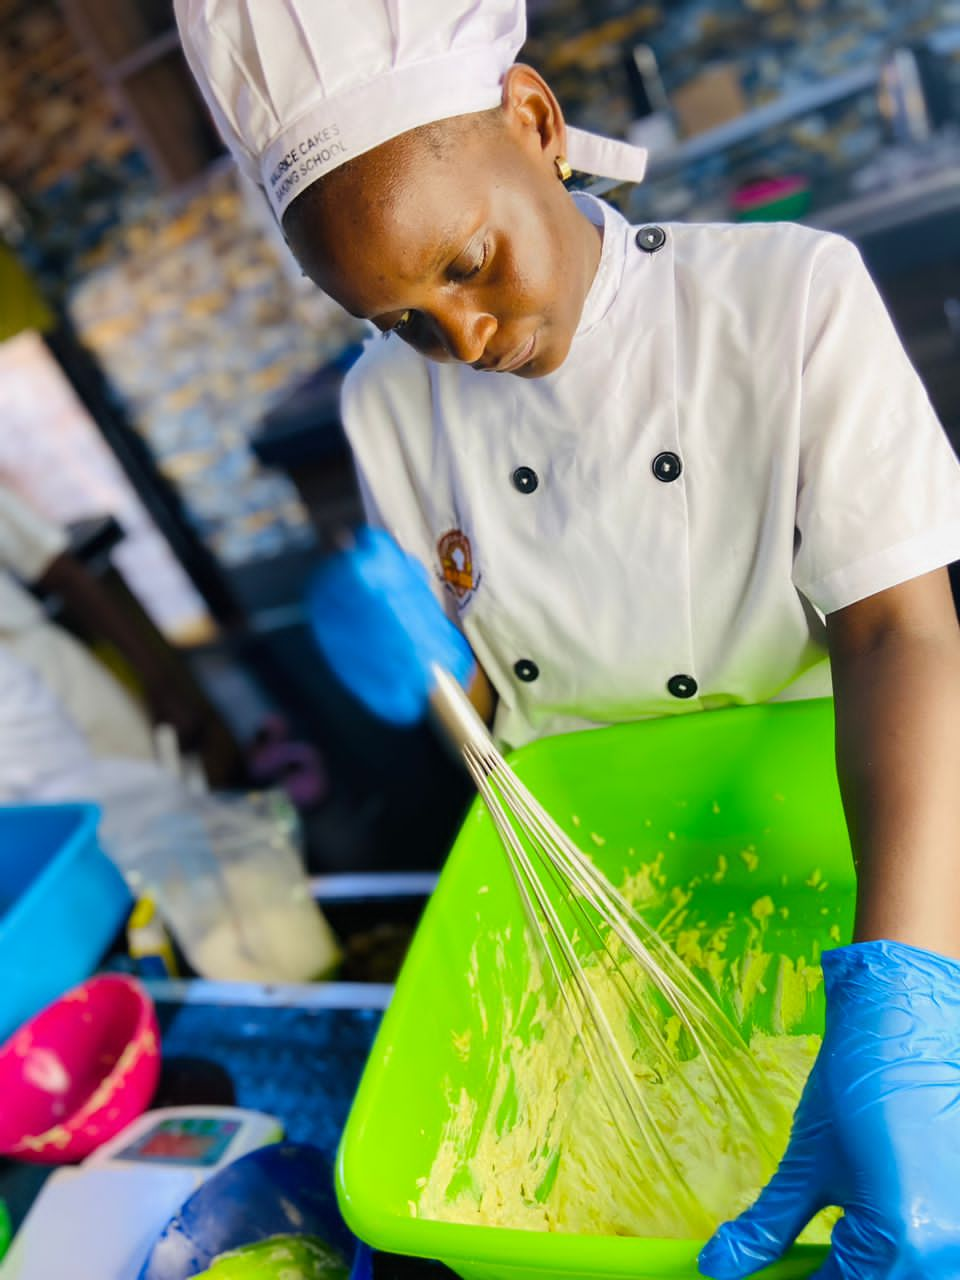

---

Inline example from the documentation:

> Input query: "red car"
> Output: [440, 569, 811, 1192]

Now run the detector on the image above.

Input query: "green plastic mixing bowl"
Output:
[338, 699, 855, 1280]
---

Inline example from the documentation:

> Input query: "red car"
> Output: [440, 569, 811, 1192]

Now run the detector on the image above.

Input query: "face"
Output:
[284, 68, 601, 378]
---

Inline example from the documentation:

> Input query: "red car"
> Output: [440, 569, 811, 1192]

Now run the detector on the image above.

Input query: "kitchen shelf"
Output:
[645, 66, 878, 178]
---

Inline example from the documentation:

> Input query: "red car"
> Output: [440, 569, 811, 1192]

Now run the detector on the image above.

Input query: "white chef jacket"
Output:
[342, 194, 960, 750]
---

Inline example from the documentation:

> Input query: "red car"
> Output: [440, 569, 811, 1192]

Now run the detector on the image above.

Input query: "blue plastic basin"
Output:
[0, 804, 131, 1043]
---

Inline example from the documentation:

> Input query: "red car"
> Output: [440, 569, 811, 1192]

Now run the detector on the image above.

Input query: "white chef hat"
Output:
[175, 0, 649, 221]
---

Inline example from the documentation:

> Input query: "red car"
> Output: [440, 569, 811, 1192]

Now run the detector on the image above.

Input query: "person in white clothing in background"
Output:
[0, 482, 251, 785]
[0, 482, 155, 760]
[178, 2, 960, 1275]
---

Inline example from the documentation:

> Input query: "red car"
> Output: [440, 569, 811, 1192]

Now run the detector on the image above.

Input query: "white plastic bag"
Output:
[96, 778, 341, 983]
[0, 645, 338, 982]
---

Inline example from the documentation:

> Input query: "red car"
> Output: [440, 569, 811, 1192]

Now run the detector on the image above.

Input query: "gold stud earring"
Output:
[554, 155, 573, 184]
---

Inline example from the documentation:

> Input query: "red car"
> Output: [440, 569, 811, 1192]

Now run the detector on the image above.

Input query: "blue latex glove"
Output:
[308, 526, 475, 726]
[699, 939, 960, 1279]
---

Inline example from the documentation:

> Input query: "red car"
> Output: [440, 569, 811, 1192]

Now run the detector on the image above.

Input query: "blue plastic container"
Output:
[0, 804, 131, 1044]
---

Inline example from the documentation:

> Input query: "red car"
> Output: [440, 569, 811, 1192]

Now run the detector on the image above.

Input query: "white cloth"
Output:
[0, 330, 211, 640]
[0, 483, 155, 760]
[175, 0, 647, 221]
[0, 644, 154, 805]
[2, 624, 155, 761]
[343, 196, 960, 750]
[0, 645, 93, 800]
[0, 483, 67, 630]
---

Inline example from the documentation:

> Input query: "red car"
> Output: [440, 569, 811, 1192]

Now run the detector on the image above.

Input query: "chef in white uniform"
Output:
[179, 3, 960, 1275]
[342, 201, 959, 748]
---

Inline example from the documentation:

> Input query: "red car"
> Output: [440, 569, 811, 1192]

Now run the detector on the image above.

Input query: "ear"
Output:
[500, 64, 567, 165]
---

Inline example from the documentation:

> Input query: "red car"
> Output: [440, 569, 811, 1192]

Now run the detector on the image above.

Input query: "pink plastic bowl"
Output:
[0, 974, 160, 1164]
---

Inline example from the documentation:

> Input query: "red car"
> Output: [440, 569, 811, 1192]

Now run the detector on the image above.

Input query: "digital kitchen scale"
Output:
[1, 1107, 283, 1280]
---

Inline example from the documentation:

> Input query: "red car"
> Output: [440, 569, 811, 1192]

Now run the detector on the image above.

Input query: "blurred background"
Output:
[1, 0, 958, 880]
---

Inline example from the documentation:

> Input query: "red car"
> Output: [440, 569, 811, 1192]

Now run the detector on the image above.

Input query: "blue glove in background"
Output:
[699, 939, 960, 1279]
[308, 526, 476, 726]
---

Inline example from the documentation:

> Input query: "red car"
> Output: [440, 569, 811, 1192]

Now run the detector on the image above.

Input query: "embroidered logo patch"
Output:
[437, 529, 477, 603]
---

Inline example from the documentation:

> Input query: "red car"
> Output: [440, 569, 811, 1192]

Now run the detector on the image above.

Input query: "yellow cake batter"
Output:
[418, 848, 840, 1242]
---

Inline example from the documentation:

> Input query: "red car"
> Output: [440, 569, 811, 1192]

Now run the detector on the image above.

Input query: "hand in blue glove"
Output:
[699, 939, 960, 1279]
[308, 526, 476, 726]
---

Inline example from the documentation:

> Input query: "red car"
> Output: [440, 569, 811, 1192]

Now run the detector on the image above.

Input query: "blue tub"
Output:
[0, 804, 132, 1044]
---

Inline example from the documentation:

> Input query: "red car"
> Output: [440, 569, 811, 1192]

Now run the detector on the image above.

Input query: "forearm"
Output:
[36, 552, 162, 675]
[831, 620, 960, 958]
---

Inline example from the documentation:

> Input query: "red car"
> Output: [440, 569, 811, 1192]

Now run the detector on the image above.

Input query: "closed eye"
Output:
[380, 236, 491, 343]
[453, 237, 490, 282]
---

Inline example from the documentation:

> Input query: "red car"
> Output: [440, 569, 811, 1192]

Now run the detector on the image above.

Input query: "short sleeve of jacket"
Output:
[0, 485, 68, 583]
[340, 335, 454, 615]
[793, 236, 960, 614]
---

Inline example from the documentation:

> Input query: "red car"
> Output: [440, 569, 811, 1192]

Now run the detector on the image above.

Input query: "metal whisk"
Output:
[429, 664, 776, 1229]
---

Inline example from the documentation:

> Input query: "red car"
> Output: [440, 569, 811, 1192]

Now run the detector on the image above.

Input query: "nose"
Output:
[434, 302, 497, 364]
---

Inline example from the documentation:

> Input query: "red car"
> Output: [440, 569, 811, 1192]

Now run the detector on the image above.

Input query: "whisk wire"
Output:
[430, 666, 778, 1222]
[485, 752, 773, 1146]
[463, 745, 712, 1228]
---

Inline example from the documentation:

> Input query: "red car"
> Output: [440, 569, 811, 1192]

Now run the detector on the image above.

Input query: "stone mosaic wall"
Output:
[68, 172, 361, 565]
[0, 0, 358, 567]
[0, 0, 149, 296]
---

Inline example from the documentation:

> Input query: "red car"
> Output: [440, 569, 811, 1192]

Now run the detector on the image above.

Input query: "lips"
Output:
[477, 332, 537, 374]
[498, 333, 537, 372]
